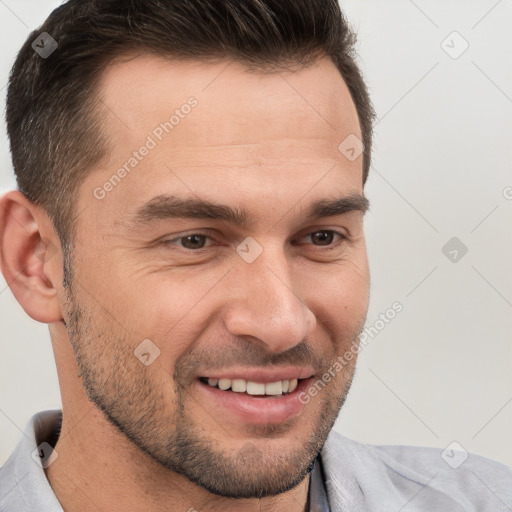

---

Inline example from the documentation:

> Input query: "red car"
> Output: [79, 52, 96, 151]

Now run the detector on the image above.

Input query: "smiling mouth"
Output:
[199, 377, 304, 396]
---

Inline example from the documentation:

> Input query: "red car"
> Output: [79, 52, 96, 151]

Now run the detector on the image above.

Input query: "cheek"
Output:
[302, 260, 369, 333]
[113, 269, 227, 364]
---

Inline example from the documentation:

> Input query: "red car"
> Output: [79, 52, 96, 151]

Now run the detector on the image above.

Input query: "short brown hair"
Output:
[6, 0, 375, 251]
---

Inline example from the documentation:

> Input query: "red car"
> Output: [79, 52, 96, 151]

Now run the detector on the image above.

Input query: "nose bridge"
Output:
[223, 245, 316, 352]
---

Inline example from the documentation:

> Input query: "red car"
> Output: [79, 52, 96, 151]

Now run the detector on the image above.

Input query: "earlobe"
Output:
[0, 190, 64, 323]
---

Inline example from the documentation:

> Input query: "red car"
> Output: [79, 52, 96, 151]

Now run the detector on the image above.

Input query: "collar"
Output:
[0, 410, 63, 512]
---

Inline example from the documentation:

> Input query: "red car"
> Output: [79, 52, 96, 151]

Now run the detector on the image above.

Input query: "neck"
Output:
[44, 405, 310, 512]
[45, 323, 311, 512]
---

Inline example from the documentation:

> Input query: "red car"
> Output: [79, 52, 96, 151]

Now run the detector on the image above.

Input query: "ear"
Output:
[0, 190, 64, 323]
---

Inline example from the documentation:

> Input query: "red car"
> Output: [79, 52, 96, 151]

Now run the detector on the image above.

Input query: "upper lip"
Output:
[199, 367, 315, 383]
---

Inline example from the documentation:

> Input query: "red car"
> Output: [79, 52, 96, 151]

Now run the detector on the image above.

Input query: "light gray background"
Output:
[1, 0, 511, 468]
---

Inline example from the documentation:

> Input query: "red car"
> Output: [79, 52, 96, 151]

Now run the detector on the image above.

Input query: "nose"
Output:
[223, 247, 317, 353]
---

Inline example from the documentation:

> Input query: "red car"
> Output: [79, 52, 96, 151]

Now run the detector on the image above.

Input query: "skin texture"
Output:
[0, 55, 370, 512]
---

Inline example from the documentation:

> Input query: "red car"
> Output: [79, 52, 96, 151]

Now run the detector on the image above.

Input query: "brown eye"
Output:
[161, 233, 214, 250]
[310, 231, 335, 246]
[292, 230, 345, 247]
[179, 234, 208, 249]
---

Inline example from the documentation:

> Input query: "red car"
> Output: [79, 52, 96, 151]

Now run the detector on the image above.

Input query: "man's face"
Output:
[63, 55, 369, 498]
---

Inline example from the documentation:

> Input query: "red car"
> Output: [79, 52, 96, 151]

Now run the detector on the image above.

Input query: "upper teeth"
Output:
[206, 378, 298, 395]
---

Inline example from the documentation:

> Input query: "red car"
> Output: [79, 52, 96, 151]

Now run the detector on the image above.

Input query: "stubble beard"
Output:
[62, 277, 361, 499]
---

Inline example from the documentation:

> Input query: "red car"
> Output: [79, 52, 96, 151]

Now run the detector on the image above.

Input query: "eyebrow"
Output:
[127, 193, 369, 228]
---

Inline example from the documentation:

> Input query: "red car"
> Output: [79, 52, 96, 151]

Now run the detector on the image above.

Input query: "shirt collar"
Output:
[308, 454, 331, 512]
[1, 410, 345, 512]
[0, 410, 63, 512]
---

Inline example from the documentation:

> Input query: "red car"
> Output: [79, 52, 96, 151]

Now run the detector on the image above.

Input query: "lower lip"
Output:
[195, 378, 314, 425]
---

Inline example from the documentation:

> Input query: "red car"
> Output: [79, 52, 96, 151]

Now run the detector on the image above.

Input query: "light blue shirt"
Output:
[1, 410, 511, 511]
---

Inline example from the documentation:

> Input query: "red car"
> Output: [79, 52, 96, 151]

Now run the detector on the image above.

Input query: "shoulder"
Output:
[320, 430, 512, 512]
[0, 410, 63, 512]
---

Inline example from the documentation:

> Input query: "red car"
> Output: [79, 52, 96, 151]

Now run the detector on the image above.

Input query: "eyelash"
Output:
[160, 230, 347, 252]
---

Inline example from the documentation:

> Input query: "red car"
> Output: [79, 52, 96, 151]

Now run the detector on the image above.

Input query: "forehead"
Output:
[97, 53, 360, 141]
[80, 54, 363, 226]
